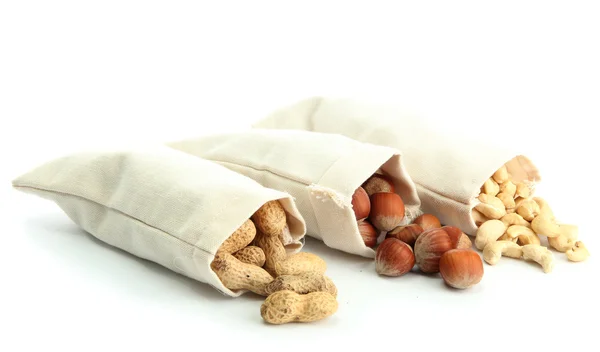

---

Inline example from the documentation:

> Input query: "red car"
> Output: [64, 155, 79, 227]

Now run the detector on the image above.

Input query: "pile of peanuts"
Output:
[473, 165, 590, 272]
[353, 175, 484, 289]
[210, 200, 338, 325]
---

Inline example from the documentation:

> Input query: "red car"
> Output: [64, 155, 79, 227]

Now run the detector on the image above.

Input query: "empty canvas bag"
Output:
[252, 97, 542, 237]
[12, 145, 306, 297]
[167, 129, 421, 258]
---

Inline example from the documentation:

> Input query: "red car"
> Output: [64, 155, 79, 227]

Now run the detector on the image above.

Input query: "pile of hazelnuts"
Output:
[353, 174, 484, 290]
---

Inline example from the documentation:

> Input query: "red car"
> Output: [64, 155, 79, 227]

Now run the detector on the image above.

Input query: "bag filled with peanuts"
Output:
[11, 145, 308, 297]
[251, 96, 590, 271]
[167, 128, 422, 258]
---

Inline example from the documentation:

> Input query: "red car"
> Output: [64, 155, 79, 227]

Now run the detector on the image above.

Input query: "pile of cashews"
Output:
[472, 165, 590, 273]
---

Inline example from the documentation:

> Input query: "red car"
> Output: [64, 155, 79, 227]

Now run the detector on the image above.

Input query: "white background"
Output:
[1, 1, 599, 351]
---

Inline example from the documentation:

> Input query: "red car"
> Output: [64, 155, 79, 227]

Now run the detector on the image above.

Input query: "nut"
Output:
[497, 232, 518, 243]
[482, 241, 523, 265]
[386, 224, 423, 247]
[481, 178, 500, 196]
[475, 194, 507, 219]
[471, 208, 490, 227]
[497, 192, 516, 210]
[531, 215, 561, 238]
[233, 246, 266, 267]
[251, 200, 287, 237]
[500, 213, 531, 228]
[439, 249, 484, 289]
[413, 213, 442, 231]
[414, 228, 454, 273]
[533, 197, 554, 219]
[351, 186, 371, 221]
[254, 230, 288, 276]
[492, 165, 509, 184]
[260, 290, 338, 325]
[375, 238, 415, 277]
[499, 181, 517, 198]
[217, 219, 257, 254]
[443, 226, 472, 249]
[211, 253, 274, 296]
[368, 192, 405, 232]
[548, 224, 578, 252]
[522, 244, 554, 273]
[358, 221, 378, 248]
[265, 272, 337, 296]
[506, 225, 540, 246]
[566, 241, 590, 262]
[274, 252, 327, 277]
[362, 174, 396, 196]
[515, 182, 531, 198]
[475, 219, 507, 250]
[516, 199, 540, 222]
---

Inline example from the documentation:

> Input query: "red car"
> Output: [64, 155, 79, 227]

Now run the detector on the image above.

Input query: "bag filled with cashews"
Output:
[250, 96, 590, 270]
[167, 129, 422, 258]
[11, 145, 307, 297]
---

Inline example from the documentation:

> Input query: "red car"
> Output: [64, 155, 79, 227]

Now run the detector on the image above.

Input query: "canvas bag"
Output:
[167, 129, 421, 258]
[252, 97, 542, 237]
[11, 145, 306, 297]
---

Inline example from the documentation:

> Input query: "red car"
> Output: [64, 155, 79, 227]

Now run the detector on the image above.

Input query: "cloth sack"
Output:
[252, 97, 541, 236]
[12, 146, 306, 297]
[167, 129, 421, 258]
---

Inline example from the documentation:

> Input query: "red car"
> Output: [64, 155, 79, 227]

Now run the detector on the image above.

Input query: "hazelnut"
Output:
[414, 228, 453, 273]
[375, 238, 415, 277]
[442, 226, 472, 249]
[413, 214, 441, 231]
[439, 249, 484, 289]
[362, 174, 396, 196]
[358, 221, 378, 248]
[386, 224, 423, 247]
[368, 193, 405, 232]
[351, 186, 371, 221]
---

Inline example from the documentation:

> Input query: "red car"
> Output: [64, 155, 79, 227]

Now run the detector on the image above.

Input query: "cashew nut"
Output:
[475, 194, 507, 220]
[497, 192, 516, 210]
[531, 215, 562, 238]
[506, 225, 540, 246]
[516, 199, 540, 221]
[499, 181, 517, 198]
[533, 197, 555, 219]
[548, 224, 578, 252]
[501, 213, 531, 228]
[566, 241, 589, 262]
[498, 232, 518, 243]
[482, 178, 500, 196]
[472, 208, 490, 227]
[522, 244, 554, 273]
[475, 219, 507, 250]
[483, 241, 523, 265]
[515, 182, 531, 198]
[492, 165, 509, 184]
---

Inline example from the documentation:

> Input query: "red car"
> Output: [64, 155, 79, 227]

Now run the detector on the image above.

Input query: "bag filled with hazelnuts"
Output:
[251, 96, 543, 237]
[167, 129, 422, 258]
[11, 145, 306, 297]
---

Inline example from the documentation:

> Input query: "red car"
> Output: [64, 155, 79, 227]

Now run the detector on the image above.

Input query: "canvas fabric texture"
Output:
[12, 145, 306, 297]
[252, 97, 541, 236]
[168, 129, 421, 258]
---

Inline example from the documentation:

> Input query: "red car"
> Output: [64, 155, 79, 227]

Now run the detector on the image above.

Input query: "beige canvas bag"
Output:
[252, 97, 541, 236]
[167, 129, 421, 258]
[12, 145, 306, 297]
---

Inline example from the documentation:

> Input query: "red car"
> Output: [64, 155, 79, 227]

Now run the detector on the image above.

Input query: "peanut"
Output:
[217, 219, 256, 254]
[211, 253, 274, 296]
[233, 246, 266, 267]
[251, 200, 287, 237]
[516, 199, 540, 221]
[254, 230, 287, 276]
[475, 194, 507, 219]
[475, 219, 507, 250]
[522, 244, 554, 273]
[482, 178, 500, 196]
[260, 290, 338, 325]
[265, 272, 337, 296]
[275, 252, 327, 277]
[492, 165, 509, 184]
[548, 224, 578, 252]
[483, 241, 523, 265]
[499, 181, 517, 198]
[566, 241, 590, 262]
